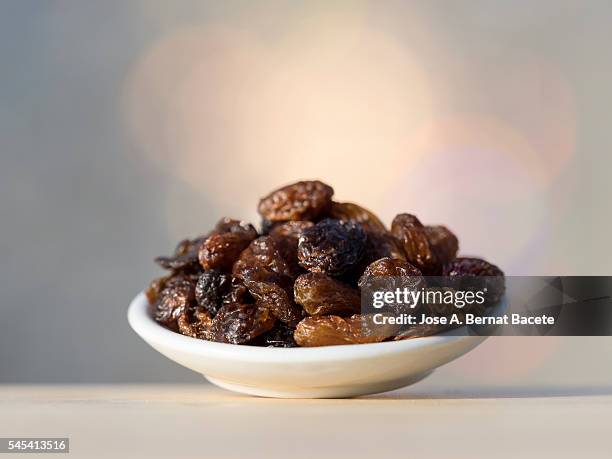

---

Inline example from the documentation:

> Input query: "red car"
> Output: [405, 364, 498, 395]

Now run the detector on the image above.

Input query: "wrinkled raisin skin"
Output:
[294, 272, 361, 316]
[146, 275, 170, 304]
[254, 322, 297, 347]
[297, 219, 367, 276]
[363, 231, 406, 263]
[233, 237, 304, 326]
[195, 270, 232, 316]
[258, 180, 334, 222]
[248, 280, 303, 327]
[153, 277, 196, 331]
[442, 257, 505, 305]
[239, 236, 299, 280]
[155, 237, 206, 273]
[358, 257, 425, 314]
[210, 303, 275, 344]
[294, 314, 399, 347]
[269, 221, 314, 240]
[178, 307, 213, 340]
[358, 257, 423, 289]
[391, 214, 458, 275]
[327, 201, 386, 233]
[443, 257, 504, 277]
[391, 214, 438, 275]
[198, 219, 257, 271]
[424, 225, 458, 268]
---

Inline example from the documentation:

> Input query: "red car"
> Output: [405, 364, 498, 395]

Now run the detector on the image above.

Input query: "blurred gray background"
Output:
[2, 0, 612, 385]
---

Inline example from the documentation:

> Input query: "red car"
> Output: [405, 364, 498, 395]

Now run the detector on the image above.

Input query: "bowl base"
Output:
[205, 370, 433, 398]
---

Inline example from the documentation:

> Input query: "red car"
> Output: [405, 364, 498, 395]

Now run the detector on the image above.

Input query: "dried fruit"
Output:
[363, 230, 406, 263]
[391, 215, 459, 275]
[212, 218, 258, 237]
[293, 314, 400, 347]
[327, 201, 386, 233]
[248, 280, 303, 327]
[210, 303, 276, 344]
[145, 275, 170, 304]
[254, 322, 297, 347]
[198, 219, 257, 271]
[233, 238, 303, 325]
[177, 307, 213, 339]
[294, 272, 361, 316]
[443, 257, 504, 278]
[358, 257, 423, 288]
[269, 221, 314, 241]
[147, 180, 504, 346]
[424, 225, 458, 268]
[258, 180, 334, 222]
[297, 219, 367, 276]
[195, 270, 232, 316]
[260, 219, 275, 235]
[358, 257, 425, 314]
[153, 278, 196, 331]
[232, 237, 298, 291]
[391, 214, 438, 275]
[244, 236, 299, 280]
[442, 257, 505, 305]
[155, 237, 206, 273]
[223, 278, 253, 306]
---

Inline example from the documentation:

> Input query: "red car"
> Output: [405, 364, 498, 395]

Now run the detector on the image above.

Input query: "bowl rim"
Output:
[128, 291, 488, 362]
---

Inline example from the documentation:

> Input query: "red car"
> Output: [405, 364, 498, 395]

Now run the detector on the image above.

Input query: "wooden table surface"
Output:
[1, 384, 610, 458]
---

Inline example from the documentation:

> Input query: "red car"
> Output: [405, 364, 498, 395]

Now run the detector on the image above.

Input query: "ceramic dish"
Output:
[128, 292, 492, 398]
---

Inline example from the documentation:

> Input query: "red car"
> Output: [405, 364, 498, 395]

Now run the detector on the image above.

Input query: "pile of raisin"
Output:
[146, 180, 504, 346]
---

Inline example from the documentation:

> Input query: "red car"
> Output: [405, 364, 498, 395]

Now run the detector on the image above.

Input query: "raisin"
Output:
[424, 225, 458, 268]
[153, 278, 196, 331]
[248, 280, 304, 327]
[223, 278, 253, 305]
[335, 230, 406, 288]
[269, 221, 314, 240]
[294, 272, 361, 316]
[442, 257, 505, 305]
[198, 219, 257, 271]
[294, 314, 400, 347]
[232, 238, 303, 326]
[177, 307, 213, 340]
[145, 275, 171, 304]
[254, 322, 297, 347]
[146, 180, 503, 347]
[327, 201, 386, 233]
[211, 217, 258, 237]
[297, 219, 367, 276]
[233, 236, 297, 281]
[357, 257, 425, 314]
[250, 236, 298, 279]
[269, 223, 312, 277]
[358, 257, 423, 289]
[391, 214, 439, 275]
[363, 231, 406, 263]
[260, 219, 276, 235]
[210, 303, 276, 344]
[258, 180, 334, 222]
[155, 237, 206, 273]
[195, 270, 232, 316]
[443, 257, 504, 277]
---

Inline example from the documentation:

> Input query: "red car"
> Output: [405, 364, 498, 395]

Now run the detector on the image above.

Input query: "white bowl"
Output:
[128, 292, 488, 398]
